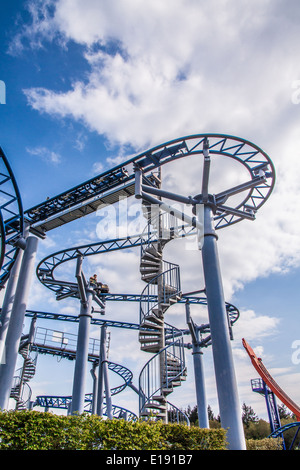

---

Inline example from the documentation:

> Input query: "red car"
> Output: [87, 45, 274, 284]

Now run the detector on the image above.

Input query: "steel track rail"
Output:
[24, 134, 275, 235]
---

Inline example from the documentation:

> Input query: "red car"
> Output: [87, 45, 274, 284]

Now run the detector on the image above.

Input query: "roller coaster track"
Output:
[34, 394, 138, 421]
[242, 338, 300, 420]
[24, 134, 275, 237]
[0, 148, 24, 286]
[35, 229, 240, 327]
[268, 422, 300, 450]
[22, 304, 239, 349]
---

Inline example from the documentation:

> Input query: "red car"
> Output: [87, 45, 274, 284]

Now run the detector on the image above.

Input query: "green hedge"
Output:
[246, 437, 283, 450]
[0, 411, 227, 450]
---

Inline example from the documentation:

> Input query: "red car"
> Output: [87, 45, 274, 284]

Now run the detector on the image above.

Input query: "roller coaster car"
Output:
[99, 283, 109, 293]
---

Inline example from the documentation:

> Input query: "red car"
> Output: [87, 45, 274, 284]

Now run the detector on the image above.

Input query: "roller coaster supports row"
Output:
[202, 204, 246, 450]
[185, 300, 209, 429]
[0, 234, 39, 410]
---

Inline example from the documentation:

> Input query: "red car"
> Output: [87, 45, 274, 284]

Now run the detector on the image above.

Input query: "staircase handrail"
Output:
[139, 330, 186, 415]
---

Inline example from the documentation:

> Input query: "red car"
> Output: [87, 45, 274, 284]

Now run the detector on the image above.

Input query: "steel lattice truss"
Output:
[34, 395, 138, 420]
[0, 148, 24, 286]
[24, 134, 275, 235]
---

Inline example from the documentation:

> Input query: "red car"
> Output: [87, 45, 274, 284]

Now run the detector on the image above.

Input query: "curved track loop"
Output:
[243, 338, 300, 420]
[268, 422, 300, 450]
[0, 148, 24, 286]
[25, 134, 275, 235]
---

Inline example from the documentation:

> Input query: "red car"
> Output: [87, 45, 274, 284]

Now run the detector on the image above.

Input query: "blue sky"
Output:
[1, 0, 300, 422]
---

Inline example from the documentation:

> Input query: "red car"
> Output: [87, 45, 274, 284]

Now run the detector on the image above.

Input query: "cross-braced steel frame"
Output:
[0, 148, 24, 286]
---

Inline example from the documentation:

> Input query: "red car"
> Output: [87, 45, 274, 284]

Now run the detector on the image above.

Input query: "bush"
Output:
[246, 438, 283, 450]
[160, 422, 227, 450]
[0, 411, 227, 450]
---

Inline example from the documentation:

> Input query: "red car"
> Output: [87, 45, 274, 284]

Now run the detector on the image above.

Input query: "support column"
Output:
[192, 346, 209, 428]
[0, 248, 24, 365]
[90, 362, 98, 415]
[70, 289, 93, 415]
[201, 205, 246, 450]
[96, 325, 112, 418]
[186, 300, 209, 428]
[96, 325, 106, 416]
[103, 358, 112, 419]
[0, 235, 39, 410]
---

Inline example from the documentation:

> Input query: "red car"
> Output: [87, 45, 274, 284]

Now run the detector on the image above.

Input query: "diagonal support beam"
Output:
[216, 204, 256, 220]
[215, 175, 267, 205]
[140, 192, 203, 230]
[140, 184, 197, 205]
[75, 255, 87, 305]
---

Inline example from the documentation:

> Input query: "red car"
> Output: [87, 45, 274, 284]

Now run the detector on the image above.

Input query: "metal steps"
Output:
[138, 206, 187, 423]
[10, 338, 37, 410]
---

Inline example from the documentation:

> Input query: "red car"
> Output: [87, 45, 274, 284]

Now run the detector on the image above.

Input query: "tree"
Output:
[278, 403, 292, 420]
[245, 419, 270, 440]
[207, 404, 215, 421]
[242, 402, 258, 427]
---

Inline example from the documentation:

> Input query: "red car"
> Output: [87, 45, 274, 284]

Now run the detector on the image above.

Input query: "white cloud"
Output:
[20, 0, 300, 149]
[26, 145, 62, 164]
[91, 161, 104, 175]
[234, 309, 280, 342]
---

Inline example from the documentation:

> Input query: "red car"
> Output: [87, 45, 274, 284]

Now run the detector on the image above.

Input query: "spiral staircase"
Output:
[10, 335, 37, 410]
[138, 197, 188, 423]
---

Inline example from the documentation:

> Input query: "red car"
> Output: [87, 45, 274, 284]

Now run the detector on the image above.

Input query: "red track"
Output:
[242, 338, 300, 420]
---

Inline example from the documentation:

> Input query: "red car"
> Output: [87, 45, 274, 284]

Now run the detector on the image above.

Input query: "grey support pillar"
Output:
[0, 235, 39, 410]
[103, 358, 112, 419]
[0, 248, 24, 365]
[201, 205, 246, 450]
[96, 325, 112, 419]
[192, 346, 209, 428]
[70, 288, 93, 415]
[96, 325, 106, 416]
[90, 362, 98, 415]
[186, 301, 209, 428]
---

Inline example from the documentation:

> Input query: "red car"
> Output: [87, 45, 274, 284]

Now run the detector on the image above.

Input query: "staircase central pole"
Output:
[156, 167, 168, 423]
